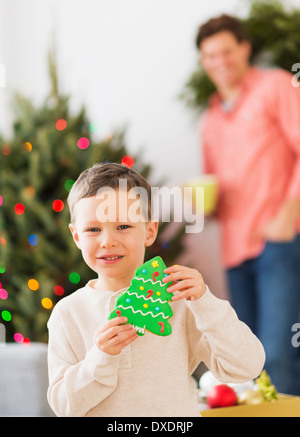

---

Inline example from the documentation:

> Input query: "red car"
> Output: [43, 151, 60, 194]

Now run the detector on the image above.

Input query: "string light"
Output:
[122, 156, 134, 168]
[41, 298, 53, 309]
[89, 122, 99, 133]
[77, 137, 89, 149]
[14, 333, 24, 343]
[0, 195, 3, 206]
[52, 199, 64, 212]
[28, 234, 39, 246]
[56, 119, 67, 131]
[28, 279, 39, 291]
[24, 186, 35, 198]
[54, 285, 64, 296]
[69, 272, 81, 284]
[0, 288, 8, 299]
[64, 179, 74, 192]
[15, 203, 25, 215]
[2, 144, 11, 155]
[0, 262, 5, 273]
[23, 142, 32, 152]
[1, 310, 11, 321]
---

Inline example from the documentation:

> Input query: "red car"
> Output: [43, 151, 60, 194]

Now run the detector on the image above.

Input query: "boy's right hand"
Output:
[95, 317, 138, 355]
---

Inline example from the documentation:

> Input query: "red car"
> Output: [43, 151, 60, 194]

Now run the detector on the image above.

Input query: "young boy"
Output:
[47, 163, 265, 417]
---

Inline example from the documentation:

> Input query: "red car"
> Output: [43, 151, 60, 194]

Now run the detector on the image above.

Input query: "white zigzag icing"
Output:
[133, 276, 167, 288]
[126, 289, 167, 304]
[117, 304, 169, 320]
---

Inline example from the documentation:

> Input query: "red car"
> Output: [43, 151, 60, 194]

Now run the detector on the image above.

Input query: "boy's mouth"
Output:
[97, 255, 124, 263]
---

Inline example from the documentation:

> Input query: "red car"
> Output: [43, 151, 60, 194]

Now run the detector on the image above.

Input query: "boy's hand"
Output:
[163, 264, 206, 302]
[95, 317, 138, 355]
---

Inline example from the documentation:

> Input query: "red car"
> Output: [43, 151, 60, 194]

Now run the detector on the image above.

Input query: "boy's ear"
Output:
[69, 223, 81, 250]
[145, 220, 159, 247]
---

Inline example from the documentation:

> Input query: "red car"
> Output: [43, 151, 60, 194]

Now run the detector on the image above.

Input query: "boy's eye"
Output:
[87, 228, 100, 232]
[119, 225, 131, 230]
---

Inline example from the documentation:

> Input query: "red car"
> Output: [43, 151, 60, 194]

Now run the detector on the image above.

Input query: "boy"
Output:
[47, 163, 265, 417]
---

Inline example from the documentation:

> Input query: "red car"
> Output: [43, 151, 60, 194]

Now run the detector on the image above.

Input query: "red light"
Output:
[56, 119, 67, 131]
[15, 203, 25, 215]
[77, 137, 89, 149]
[52, 199, 64, 212]
[122, 156, 134, 168]
[54, 285, 64, 296]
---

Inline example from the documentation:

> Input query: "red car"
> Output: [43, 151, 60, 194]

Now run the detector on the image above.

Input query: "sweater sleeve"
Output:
[186, 286, 265, 382]
[47, 307, 120, 417]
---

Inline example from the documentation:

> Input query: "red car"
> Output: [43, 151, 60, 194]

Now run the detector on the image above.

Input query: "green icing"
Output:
[108, 256, 173, 336]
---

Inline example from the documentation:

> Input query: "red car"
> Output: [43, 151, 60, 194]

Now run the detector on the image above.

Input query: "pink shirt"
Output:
[201, 67, 300, 268]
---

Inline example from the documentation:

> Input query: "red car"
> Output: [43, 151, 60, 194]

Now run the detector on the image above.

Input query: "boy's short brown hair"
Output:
[67, 162, 152, 223]
[195, 14, 248, 48]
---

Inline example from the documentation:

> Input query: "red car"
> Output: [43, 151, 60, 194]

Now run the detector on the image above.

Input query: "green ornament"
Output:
[108, 256, 173, 336]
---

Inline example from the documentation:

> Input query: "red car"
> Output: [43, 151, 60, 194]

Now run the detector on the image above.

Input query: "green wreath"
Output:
[180, 0, 300, 112]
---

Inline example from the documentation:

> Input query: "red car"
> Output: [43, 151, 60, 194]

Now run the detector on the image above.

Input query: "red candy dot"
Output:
[122, 156, 134, 168]
[77, 137, 89, 149]
[56, 119, 67, 131]
[52, 199, 64, 212]
[15, 203, 25, 215]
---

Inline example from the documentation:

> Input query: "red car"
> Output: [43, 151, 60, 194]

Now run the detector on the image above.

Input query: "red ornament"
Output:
[52, 199, 64, 212]
[15, 203, 25, 215]
[207, 384, 238, 408]
[122, 156, 134, 168]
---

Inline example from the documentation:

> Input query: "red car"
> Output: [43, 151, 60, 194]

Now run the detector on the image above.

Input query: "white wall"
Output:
[0, 0, 254, 185]
[1, 0, 299, 184]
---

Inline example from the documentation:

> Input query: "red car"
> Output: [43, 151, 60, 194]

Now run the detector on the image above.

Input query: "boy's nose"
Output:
[99, 230, 118, 248]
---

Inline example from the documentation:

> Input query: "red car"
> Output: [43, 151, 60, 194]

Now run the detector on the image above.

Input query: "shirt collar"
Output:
[208, 66, 261, 108]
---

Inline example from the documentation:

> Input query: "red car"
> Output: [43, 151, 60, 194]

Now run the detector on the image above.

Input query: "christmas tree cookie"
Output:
[108, 256, 173, 336]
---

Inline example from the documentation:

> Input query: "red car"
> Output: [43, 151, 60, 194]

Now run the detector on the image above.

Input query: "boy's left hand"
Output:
[162, 264, 206, 302]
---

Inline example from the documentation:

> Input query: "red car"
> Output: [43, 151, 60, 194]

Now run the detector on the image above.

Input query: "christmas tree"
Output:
[0, 53, 183, 344]
[108, 256, 173, 336]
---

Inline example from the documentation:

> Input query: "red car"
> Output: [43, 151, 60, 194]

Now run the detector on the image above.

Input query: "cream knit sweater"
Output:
[47, 280, 265, 417]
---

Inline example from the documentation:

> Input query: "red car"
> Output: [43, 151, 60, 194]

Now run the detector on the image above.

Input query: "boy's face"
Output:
[69, 190, 158, 290]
